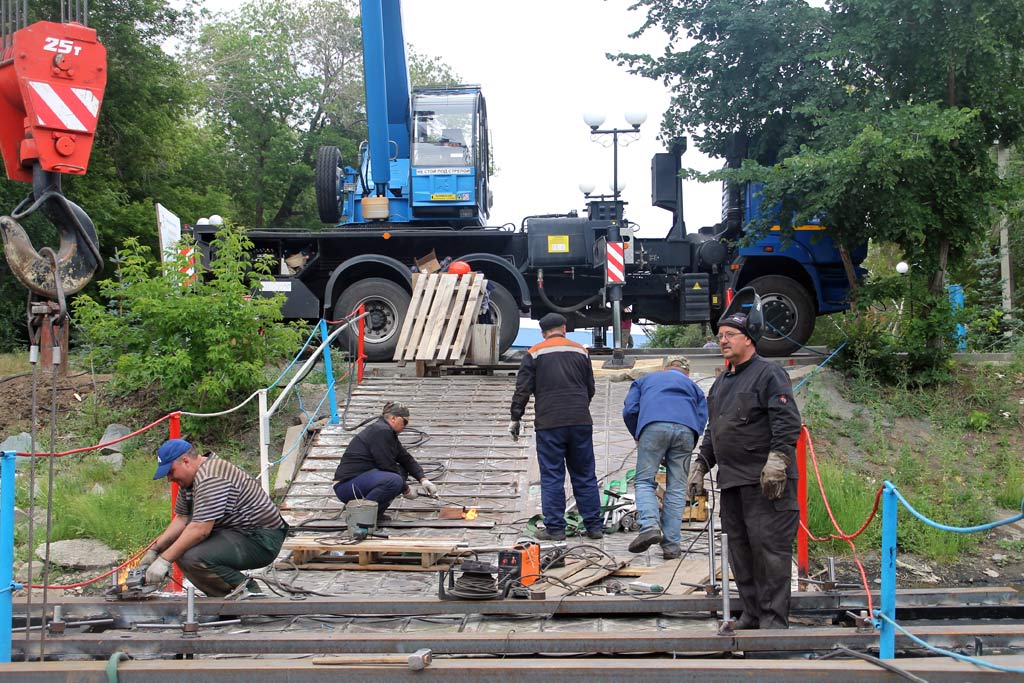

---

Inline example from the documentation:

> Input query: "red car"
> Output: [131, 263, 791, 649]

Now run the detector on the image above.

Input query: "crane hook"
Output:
[0, 165, 102, 299]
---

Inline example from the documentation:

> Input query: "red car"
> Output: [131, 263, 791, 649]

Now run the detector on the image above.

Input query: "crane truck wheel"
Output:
[487, 282, 520, 356]
[334, 278, 410, 362]
[745, 275, 815, 357]
[316, 146, 343, 224]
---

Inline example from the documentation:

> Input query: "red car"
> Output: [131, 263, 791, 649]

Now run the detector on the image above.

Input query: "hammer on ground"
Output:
[311, 648, 432, 671]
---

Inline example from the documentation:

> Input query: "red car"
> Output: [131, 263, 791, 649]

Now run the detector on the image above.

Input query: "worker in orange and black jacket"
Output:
[508, 312, 603, 541]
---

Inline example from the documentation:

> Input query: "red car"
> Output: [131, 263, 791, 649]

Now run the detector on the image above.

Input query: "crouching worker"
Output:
[143, 439, 288, 597]
[332, 401, 438, 521]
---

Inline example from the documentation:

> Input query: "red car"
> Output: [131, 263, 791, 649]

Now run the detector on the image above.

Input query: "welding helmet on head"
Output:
[717, 287, 764, 344]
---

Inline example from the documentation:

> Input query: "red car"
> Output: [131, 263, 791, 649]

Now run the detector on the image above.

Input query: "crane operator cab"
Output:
[410, 87, 491, 224]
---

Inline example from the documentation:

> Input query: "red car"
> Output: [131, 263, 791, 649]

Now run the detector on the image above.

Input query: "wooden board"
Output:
[532, 556, 630, 597]
[284, 537, 465, 570]
[630, 558, 709, 595]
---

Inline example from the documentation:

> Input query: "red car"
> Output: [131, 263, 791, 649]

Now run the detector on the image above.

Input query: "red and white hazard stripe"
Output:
[606, 241, 625, 284]
[27, 81, 101, 132]
[179, 247, 196, 286]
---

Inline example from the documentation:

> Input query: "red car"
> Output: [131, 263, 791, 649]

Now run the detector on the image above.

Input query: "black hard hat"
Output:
[717, 287, 764, 344]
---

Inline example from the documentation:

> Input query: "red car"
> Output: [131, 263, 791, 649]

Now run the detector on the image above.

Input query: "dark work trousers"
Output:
[535, 425, 602, 534]
[333, 469, 405, 516]
[179, 527, 286, 597]
[720, 481, 799, 629]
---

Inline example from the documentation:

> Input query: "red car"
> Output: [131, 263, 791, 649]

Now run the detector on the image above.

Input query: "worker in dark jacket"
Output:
[689, 289, 802, 629]
[509, 312, 603, 541]
[622, 355, 708, 559]
[333, 402, 438, 520]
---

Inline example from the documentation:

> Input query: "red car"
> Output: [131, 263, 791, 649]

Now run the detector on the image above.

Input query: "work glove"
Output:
[420, 478, 439, 498]
[508, 420, 521, 441]
[687, 460, 708, 500]
[402, 485, 418, 500]
[760, 450, 791, 501]
[141, 548, 160, 567]
[145, 556, 172, 587]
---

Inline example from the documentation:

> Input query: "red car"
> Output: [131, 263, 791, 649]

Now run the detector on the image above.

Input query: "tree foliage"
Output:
[618, 0, 1024, 372]
[187, 0, 364, 228]
[72, 223, 303, 413]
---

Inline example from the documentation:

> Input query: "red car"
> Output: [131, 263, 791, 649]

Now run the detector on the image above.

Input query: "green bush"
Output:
[830, 276, 956, 386]
[72, 223, 304, 414]
[647, 323, 709, 348]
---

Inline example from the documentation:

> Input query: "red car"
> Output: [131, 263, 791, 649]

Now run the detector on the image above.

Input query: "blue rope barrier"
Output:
[891, 484, 1024, 533]
[792, 339, 848, 393]
[267, 323, 321, 390]
[269, 374, 341, 468]
[874, 611, 1024, 674]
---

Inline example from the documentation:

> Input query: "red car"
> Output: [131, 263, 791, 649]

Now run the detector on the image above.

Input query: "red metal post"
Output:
[796, 425, 809, 582]
[357, 304, 367, 384]
[167, 411, 183, 592]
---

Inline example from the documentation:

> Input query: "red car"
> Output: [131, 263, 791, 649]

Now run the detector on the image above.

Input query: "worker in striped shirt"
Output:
[143, 439, 288, 597]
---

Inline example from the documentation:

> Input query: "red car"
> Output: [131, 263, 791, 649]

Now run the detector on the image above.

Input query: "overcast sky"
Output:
[401, 0, 723, 236]
[195, 0, 724, 235]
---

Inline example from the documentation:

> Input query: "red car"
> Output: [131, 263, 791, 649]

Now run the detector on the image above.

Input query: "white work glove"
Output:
[508, 420, 521, 441]
[402, 485, 418, 500]
[420, 478, 439, 498]
[145, 556, 171, 586]
[760, 450, 790, 501]
[141, 548, 160, 567]
[687, 460, 708, 500]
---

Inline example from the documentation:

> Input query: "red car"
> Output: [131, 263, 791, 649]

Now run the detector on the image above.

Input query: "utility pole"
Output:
[996, 144, 1014, 331]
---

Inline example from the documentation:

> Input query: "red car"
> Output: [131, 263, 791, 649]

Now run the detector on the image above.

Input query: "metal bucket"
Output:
[343, 499, 379, 537]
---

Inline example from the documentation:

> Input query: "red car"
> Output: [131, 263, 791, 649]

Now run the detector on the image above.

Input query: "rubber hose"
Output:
[106, 651, 130, 683]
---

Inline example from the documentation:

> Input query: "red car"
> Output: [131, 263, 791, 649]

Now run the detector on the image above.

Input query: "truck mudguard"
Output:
[322, 254, 413, 316]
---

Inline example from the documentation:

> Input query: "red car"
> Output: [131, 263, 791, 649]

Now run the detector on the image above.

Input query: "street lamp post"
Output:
[584, 111, 646, 368]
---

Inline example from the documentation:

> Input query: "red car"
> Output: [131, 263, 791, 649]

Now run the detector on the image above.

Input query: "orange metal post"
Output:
[796, 426, 809, 581]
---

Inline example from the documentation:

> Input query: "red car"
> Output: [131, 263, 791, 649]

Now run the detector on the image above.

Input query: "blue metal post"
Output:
[948, 284, 966, 352]
[319, 320, 340, 425]
[878, 481, 898, 659]
[1, 451, 17, 662]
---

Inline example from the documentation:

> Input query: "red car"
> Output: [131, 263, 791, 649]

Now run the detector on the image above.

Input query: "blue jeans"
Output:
[535, 425, 602, 534]
[635, 421, 696, 554]
[333, 469, 405, 516]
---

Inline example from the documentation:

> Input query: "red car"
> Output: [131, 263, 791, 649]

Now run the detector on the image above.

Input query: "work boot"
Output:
[628, 528, 663, 553]
[377, 513, 393, 523]
[662, 549, 682, 560]
[533, 528, 566, 541]
[585, 528, 604, 540]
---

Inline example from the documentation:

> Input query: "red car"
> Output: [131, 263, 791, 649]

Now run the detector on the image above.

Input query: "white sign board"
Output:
[156, 203, 181, 262]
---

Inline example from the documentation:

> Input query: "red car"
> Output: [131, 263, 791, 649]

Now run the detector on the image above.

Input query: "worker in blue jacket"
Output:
[622, 355, 708, 559]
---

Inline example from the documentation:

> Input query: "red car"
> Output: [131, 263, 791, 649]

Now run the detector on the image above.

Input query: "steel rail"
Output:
[15, 623, 1024, 659]
[4, 653, 1024, 683]
[18, 587, 1018, 623]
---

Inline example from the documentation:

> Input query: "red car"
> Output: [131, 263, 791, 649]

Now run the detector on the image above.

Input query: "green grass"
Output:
[16, 452, 170, 554]
[0, 352, 30, 376]
[801, 359, 1024, 563]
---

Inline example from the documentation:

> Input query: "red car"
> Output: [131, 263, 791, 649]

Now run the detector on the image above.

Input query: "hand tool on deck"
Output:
[312, 648, 432, 670]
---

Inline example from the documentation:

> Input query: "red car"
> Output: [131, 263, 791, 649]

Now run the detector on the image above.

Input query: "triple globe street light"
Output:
[580, 111, 647, 367]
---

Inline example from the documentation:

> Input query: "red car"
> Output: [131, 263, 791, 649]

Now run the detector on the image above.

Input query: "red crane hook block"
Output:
[0, 21, 107, 183]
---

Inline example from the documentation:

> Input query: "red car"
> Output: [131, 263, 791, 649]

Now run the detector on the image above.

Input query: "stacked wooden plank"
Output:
[393, 272, 486, 366]
[283, 536, 466, 571]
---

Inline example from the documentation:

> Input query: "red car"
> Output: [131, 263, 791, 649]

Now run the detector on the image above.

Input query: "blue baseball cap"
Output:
[153, 439, 193, 479]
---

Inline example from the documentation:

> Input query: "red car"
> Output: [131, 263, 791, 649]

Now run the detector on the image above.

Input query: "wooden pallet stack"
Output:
[393, 272, 486, 370]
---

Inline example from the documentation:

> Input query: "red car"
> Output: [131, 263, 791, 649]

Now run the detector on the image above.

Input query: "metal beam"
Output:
[3, 654, 1023, 683]
[15, 623, 1024, 659]
[20, 587, 1018, 624]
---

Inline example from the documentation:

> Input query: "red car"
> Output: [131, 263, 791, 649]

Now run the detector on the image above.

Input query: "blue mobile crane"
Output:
[314, 0, 490, 226]
[190, 0, 863, 361]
